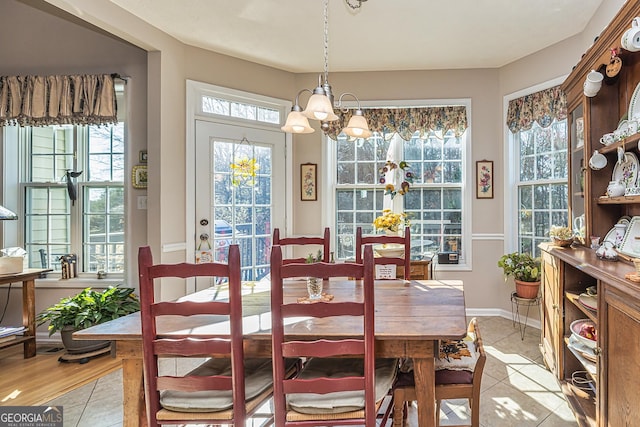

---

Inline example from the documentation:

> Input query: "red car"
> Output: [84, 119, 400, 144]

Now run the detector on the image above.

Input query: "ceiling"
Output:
[104, 0, 603, 73]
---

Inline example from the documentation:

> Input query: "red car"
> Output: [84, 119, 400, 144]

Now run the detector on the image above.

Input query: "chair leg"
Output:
[392, 389, 405, 426]
[470, 397, 479, 427]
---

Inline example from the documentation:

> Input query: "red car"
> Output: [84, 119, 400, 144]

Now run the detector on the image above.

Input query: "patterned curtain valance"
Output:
[0, 74, 118, 127]
[506, 85, 567, 134]
[324, 106, 468, 141]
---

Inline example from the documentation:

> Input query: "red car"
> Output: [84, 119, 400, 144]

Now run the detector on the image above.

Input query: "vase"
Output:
[514, 280, 541, 299]
[306, 277, 323, 300]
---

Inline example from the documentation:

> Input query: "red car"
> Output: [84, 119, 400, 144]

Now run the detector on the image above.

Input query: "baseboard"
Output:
[466, 307, 541, 330]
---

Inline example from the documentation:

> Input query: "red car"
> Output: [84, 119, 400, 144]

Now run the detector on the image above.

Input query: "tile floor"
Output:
[44, 316, 579, 427]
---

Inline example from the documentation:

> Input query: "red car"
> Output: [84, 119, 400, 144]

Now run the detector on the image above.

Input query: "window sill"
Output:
[35, 276, 125, 289]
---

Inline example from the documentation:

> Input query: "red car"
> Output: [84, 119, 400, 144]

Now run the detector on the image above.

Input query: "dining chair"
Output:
[356, 226, 411, 280]
[270, 244, 398, 426]
[392, 317, 486, 427]
[273, 226, 330, 264]
[138, 244, 278, 426]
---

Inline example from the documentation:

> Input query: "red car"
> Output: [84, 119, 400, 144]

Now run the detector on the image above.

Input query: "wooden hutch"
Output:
[540, 1, 640, 426]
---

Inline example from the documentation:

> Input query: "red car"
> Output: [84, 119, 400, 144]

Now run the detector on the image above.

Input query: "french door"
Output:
[195, 120, 286, 286]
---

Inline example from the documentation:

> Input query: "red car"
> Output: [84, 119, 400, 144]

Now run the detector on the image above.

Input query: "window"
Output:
[334, 128, 467, 263]
[19, 123, 125, 274]
[513, 120, 568, 256]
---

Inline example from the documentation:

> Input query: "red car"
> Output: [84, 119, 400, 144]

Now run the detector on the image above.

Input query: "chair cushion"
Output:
[435, 333, 478, 372]
[287, 357, 398, 415]
[160, 357, 290, 412]
[398, 333, 478, 374]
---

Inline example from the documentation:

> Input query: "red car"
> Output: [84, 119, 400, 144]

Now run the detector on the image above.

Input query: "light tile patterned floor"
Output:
[45, 316, 579, 427]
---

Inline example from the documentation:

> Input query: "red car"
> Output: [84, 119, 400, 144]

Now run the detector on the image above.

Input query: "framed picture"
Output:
[476, 160, 493, 199]
[139, 150, 148, 163]
[300, 163, 317, 201]
[132, 165, 148, 189]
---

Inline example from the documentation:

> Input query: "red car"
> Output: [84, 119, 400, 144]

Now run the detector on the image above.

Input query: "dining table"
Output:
[74, 278, 466, 427]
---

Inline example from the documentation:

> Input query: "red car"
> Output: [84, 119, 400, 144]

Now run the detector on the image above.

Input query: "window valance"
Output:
[506, 85, 566, 134]
[324, 106, 468, 141]
[0, 74, 118, 127]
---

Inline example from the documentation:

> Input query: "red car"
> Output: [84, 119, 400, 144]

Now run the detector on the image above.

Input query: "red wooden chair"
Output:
[356, 226, 411, 280]
[392, 317, 486, 427]
[138, 244, 276, 426]
[270, 244, 397, 426]
[273, 226, 330, 264]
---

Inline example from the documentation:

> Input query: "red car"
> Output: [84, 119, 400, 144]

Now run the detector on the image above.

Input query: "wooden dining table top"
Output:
[75, 278, 467, 344]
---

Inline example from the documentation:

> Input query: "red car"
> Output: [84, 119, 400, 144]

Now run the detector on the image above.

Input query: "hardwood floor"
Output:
[0, 343, 121, 406]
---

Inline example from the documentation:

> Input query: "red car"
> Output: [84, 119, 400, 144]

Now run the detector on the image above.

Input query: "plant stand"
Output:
[511, 292, 540, 340]
[58, 345, 112, 364]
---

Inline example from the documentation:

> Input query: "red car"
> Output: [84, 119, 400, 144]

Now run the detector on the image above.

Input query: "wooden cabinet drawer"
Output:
[397, 260, 431, 280]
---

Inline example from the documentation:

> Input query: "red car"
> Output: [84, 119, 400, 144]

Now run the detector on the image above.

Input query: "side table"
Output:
[0, 268, 52, 358]
[510, 291, 540, 340]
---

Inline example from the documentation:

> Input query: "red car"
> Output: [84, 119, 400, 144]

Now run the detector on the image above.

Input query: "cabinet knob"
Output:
[552, 304, 558, 310]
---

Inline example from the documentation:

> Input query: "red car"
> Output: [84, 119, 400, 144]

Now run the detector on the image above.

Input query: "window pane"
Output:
[335, 126, 466, 262]
[515, 119, 568, 254]
[22, 121, 126, 274]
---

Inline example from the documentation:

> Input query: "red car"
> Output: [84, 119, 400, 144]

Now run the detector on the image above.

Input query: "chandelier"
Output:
[281, 0, 372, 138]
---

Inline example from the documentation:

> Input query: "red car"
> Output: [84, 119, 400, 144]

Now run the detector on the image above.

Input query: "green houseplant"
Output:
[498, 252, 541, 299]
[37, 286, 140, 354]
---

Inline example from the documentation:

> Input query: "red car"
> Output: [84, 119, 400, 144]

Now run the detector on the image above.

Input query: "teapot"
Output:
[596, 240, 618, 261]
[607, 180, 626, 197]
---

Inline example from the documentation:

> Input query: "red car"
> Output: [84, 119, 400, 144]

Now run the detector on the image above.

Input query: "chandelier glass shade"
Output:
[0, 205, 18, 220]
[281, 0, 371, 139]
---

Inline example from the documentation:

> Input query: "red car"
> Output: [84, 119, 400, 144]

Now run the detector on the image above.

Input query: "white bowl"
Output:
[374, 245, 405, 258]
[570, 319, 597, 349]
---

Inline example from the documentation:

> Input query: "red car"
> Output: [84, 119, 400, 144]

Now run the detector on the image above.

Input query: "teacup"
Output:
[584, 70, 603, 97]
[589, 150, 607, 170]
[600, 132, 616, 145]
[622, 25, 640, 51]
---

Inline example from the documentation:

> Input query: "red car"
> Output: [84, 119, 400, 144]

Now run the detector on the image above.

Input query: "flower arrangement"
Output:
[373, 209, 409, 233]
[378, 160, 414, 199]
[305, 250, 323, 263]
[497, 252, 541, 283]
[230, 156, 259, 186]
[548, 226, 574, 240]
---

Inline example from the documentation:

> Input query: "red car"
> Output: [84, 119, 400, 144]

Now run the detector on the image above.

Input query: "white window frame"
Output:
[323, 98, 472, 271]
[503, 76, 568, 254]
[2, 122, 126, 279]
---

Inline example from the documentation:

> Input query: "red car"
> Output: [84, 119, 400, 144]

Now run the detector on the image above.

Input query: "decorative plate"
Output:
[578, 293, 597, 311]
[568, 335, 597, 363]
[618, 216, 632, 225]
[611, 152, 639, 188]
[629, 81, 640, 121]
[603, 225, 618, 245]
[617, 216, 640, 258]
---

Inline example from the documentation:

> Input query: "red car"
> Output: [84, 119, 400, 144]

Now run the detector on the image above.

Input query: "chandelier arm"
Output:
[336, 92, 363, 112]
[292, 88, 313, 111]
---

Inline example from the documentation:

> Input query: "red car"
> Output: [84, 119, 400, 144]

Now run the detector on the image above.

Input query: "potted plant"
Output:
[498, 252, 541, 299]
[37, 286, 140, 354]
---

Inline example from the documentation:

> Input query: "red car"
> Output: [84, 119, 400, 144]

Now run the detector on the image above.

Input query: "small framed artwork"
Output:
[132, 165, 148, 189]
[139, 150, 148, 163]
[300, 163, 317, 201]
[476, 160, 493, 199]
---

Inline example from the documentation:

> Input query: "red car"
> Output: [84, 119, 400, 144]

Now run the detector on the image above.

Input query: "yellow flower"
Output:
[230, 157, 259, 186]
[373, 210, 409, 232]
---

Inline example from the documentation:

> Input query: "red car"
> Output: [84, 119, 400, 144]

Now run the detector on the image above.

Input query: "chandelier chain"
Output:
[345, 0, 367, 10]
[323, 0, 329, 83]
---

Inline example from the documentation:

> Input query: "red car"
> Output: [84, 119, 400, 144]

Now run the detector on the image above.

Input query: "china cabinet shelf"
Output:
[565, 292, 597, 323]
[598, 133, 640, 154]
[596, 195, 640, 204]
[564, 337, 597, 380]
